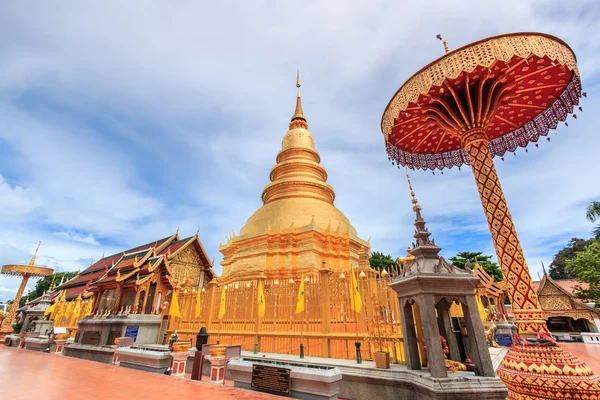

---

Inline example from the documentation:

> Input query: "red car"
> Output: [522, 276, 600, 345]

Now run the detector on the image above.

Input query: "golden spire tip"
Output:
[29, 241, 41, 266]
[290, 70, 307, 125]
[405, 167, 421, 211]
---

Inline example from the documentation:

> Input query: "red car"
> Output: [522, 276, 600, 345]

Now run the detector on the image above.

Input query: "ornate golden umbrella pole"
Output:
[1, 242, 53, 339]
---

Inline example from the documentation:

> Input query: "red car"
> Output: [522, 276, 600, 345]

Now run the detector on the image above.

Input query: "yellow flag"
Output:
[218, 286, 226, 319]
[257, 280, 266, 318]
[295, 275, 305, 314]
[169, 291, 182, 318]
[44, 302, 55, 318]
[195, 287, 202, 318]
[350, 268, 362, 313]
[84, 299, 93, 317]
[475, 295, 488, 322]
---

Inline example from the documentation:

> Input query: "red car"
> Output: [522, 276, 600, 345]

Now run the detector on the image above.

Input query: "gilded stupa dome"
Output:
[238, 74, 357, 238]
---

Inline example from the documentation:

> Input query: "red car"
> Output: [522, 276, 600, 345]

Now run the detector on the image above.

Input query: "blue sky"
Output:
[1, 1, 599, 301]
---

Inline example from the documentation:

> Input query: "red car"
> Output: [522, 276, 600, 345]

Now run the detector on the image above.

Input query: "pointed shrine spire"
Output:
[405, 168, 422, 214]
[29, 241, 41, 266]
[290, 70, 307, 128]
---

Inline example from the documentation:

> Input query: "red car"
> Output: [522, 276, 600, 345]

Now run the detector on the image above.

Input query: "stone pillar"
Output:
[418, 294, 447, 378]
[412, 303, 428, 367]
[463, 296, 495, 377]
[437, 300, 460, 363]
[399, 299, 421, 371]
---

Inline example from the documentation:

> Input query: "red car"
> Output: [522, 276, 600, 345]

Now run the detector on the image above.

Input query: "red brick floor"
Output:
[0, 347, 281, 400]
[560, 342, 600, 372]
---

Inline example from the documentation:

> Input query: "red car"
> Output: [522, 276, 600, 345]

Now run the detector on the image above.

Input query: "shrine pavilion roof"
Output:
[532, 279, 589, 296]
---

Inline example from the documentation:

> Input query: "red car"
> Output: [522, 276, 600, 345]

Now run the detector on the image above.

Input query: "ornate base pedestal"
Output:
[170, 352, 189, 377]
[207, 356, 227, 384]
[0, 325, 15, 344]
[54, 340, 66, 355]
[497, 342, 600, 399]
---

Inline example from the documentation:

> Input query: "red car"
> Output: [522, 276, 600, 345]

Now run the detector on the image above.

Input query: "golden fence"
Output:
[170, 268, 406, 363]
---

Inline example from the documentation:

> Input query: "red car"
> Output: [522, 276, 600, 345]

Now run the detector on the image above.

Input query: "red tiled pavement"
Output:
[0, 347, 281, 400]
[560, 342, 600, 373]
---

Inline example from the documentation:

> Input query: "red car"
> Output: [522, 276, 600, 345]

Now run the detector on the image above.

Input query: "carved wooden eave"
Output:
[147, 256, 164, 273]
[156, 231, 180, 254]
[132, 248, 154, 268]
[166, 274, 178, 289]
[135, 273, 153, 286]
[474, 262, 505, 298]
[116, 267, 141, 283]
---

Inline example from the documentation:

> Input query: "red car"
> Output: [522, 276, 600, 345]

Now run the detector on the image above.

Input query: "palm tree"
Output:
[586, 201, 600, 239]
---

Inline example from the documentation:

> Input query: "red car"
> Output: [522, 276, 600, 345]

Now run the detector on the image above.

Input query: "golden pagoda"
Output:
[220, 72, 370, 280]
[170, 75, 403, 362]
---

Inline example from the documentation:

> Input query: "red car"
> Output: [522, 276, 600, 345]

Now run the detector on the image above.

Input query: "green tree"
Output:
[587, 201, 600, 239]
[369, 251, 396, 273]
[548, 238, 595, 280]
[566, 241, 600, 304]
[18, 271, 78, 308]
[449, 251, 503, 282]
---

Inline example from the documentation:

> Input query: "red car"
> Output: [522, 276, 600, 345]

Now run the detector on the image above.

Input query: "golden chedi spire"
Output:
[220, 74, 370, 279]
[236, 73, 357, 239]
[290, 70, 307, 129]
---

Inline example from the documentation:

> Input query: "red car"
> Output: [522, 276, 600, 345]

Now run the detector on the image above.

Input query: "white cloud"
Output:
[54, 231, 100, 246]
[0, 174, 40, 221]
[0, 0, 598, 295]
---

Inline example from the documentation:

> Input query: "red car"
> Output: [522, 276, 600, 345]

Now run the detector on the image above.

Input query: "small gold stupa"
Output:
[220, 72, 370, 280]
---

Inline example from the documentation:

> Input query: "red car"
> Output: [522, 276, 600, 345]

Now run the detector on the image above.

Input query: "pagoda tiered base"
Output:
[497, 342, 600, 399]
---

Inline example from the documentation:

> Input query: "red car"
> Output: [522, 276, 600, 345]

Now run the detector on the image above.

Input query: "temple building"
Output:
[532, 273, 600, 333]
[49, 231, 214, 337]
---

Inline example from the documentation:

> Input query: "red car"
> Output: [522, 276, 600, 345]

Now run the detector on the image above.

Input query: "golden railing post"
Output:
[207, 278, 219, 334]
[256, 278, 263, 350]
[319, 266, 331, 358]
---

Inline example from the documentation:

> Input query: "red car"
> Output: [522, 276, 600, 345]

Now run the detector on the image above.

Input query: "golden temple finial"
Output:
[29, 241, 41, 266]
[405, 167, 421, 212]
[290, 70, 307, 127]
[436, 34, 450, 54]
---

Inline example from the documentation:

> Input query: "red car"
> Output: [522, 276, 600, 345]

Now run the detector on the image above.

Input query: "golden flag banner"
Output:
[257, 280, 266, 318]
[44, 302, 55, 317]
[350, 268, 362, 313]
[169, 291, 182, 318]
[195, 287, 202, 318]
[295, 275, 305, 314]
[82, 300, 92, 317]
[475, 295, 488, 322]
[218, 285, 226, 319]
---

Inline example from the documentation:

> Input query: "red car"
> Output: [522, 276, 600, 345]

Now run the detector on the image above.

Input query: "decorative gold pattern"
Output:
[382, 33, 578, 138]
[466, 139, 547, 333]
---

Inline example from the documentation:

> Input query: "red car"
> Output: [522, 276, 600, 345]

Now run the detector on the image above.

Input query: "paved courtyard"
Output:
[0, 347, 279, 400]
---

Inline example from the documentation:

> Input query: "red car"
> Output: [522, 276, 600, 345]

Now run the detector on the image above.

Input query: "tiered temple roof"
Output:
[52, 232, 213, 300]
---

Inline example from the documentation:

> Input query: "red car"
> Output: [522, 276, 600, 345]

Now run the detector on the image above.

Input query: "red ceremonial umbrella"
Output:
[380, 32, 599, 399]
